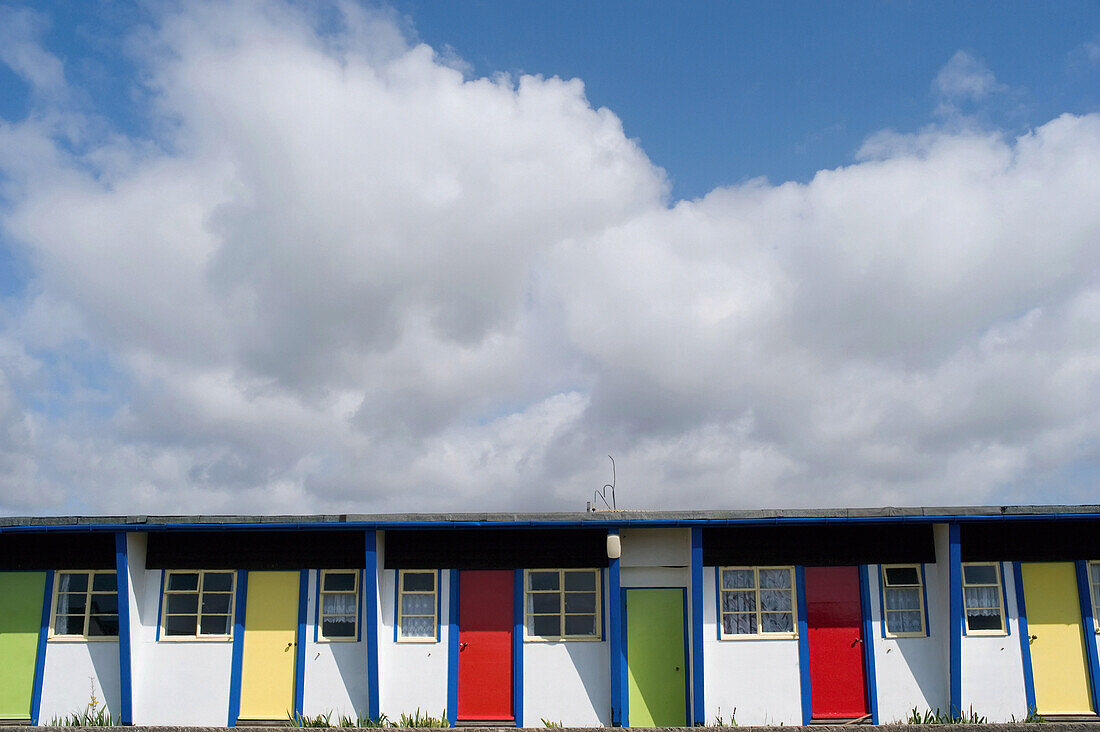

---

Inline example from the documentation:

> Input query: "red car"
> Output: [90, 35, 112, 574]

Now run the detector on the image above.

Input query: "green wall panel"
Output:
[626, 588, 686, 727]
[0, 572, 46, 719]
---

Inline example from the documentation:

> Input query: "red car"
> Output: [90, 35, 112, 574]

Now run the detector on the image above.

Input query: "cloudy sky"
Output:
[0, 1, 1098, 515]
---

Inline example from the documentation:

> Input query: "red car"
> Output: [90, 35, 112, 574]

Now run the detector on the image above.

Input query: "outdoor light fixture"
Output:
[606, 532, 621, 559]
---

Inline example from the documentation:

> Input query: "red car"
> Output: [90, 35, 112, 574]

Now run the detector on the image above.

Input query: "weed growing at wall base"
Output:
[288, 710, 444, 728]
[49, 682, 114, 726]
[903, 706, 989, 724]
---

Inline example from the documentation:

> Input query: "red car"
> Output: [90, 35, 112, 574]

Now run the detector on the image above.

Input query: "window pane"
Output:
[723, 613, 755, 635]
[1091, 563, 1100, 584]
[528, 572, 559, 591]
[400, 615, 433, 638]
[57, 573, 89, 593]
[202, 593, 232, 614]
[530, 593, 560, 614]
[887, 610, 923, 634]
[966, 612, 1003, 631]
[963, 565, 997, 585]
[564, 571, 596, 591]
[58, 592, 87, 614]
[400, 593, 434, 615]
[88, 616, 119, 637]
[167, 593, 199, 614]
[92, 573, 117, 592]
[325, 593, 359, 616]
[884, 566, 920, 586]
[885, 588, 921, 611]
[203, 573, 234, 592]
[564, 614, 596, 636]
[530, 615, 560, 636]
[90, 594, 118, 615]
[964, 586, 999, 610]
[325, 572, 357, 592]
[759, 568, 791, 589]
[722, 569, 755, 589]
[164, 615, 198, 636]
[167, 573, 199, 591]
[54, 614, 84, 635]
[761, 612, 793, 633]
[325, 617, 358, 638]
[722, 590, 755, 613]
[401, 572, 434, 592]
[760, 589, 792, 612]
[200, 614, 231, 635]
[564, 591, 595, 613]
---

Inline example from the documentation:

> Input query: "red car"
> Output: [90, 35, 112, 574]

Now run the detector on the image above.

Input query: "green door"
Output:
[625, 588, 686, 727]
[0, 572, 46, 720]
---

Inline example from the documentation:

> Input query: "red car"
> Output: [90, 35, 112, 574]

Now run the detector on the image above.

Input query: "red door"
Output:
[457, 570, 514, 721]
[804, 566, 868, 719]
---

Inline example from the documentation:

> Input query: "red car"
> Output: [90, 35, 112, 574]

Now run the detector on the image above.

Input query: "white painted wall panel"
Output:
[620, 529, 690, 568]
[377, 567, 449, 721]
[960, 563, 1027, 722]
[867, 563, 947, 722]
[302, 569, 369, 720]
[702, 566, 802, 725]
[130, 567, 232, 725]
[39, 641, 121, 723]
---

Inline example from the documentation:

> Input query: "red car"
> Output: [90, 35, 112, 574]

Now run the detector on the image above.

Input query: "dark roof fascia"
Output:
[0, 505, 1098, 533]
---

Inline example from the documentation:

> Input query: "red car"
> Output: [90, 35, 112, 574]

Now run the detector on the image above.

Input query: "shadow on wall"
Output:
[891, 637, 947, 716]
[327, 640, 370, 717]
[562, 641, 610, 725]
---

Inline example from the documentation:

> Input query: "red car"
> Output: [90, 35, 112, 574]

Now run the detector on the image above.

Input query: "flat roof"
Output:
[0, 504, 1098, 531]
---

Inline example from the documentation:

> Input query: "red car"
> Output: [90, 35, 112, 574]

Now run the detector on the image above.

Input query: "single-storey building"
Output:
[0, 506, 1098, 727]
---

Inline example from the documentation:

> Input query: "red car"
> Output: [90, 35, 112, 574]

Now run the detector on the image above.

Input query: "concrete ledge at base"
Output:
[8, 726, 1100, 732]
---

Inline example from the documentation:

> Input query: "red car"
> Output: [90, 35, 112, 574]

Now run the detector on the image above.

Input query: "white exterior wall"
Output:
[523, 569, 610, 727]
[377, 531, 449, 722]
[130, 562, 233, 725]
[38, 641, 121, 723]
[867, 563, 947, 722]
[702, 566, 802, 726]
[302, 568, 370, 720]
[960, 561, 1027, 721]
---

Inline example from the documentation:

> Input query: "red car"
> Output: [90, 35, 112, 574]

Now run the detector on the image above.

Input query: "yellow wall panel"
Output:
[239, 571, 299, 721]
[1021, 562, 1094, 715]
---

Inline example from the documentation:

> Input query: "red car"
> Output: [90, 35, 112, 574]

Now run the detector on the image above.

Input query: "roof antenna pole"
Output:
[593, 455, 617, 511]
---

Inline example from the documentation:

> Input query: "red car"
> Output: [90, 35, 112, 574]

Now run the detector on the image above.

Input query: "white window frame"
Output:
[880, 564, 926, 638]
[48, 570, 119, 641]
[1089, 560, 1100, 633]
[961, 562, 1006, 636]
[396, 570, 438, 643]
[718, 566, 798, 640]
[523, 568, 602, 642]
[318, 569, 360, 642]
[158, 569, 237, 642]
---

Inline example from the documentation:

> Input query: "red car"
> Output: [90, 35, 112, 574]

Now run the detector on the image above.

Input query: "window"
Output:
[51, 571, 118, 638]
[397, 570, 437, 641]
[719, 566, 796, 638]
[881, 564, 926, 637]
[320, 570, 359, 640]
[525, 569, 600, 641]
[962, 563, 1005, 634]
[1090, 561, 1100, 632]
[161, 570, 236, 639]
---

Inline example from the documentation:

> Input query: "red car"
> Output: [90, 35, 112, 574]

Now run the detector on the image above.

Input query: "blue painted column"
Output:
[690, 528, 704, 726]
[948, 523, 962, 716]
[228, 570, 249, 726]
[115, 532, 133, 725]
[447, 570, 459, 728]
[1075, 561, 1100, 713]
[858, 566, 879, 724]
[1013, 562, 1037, 714]
[795, 566, 811, 725]
[30, 570, 54, 725]
[294, 570, 308, 717]
[608, 529, 624, 727]
[513, 569, 524, 727]
[365, 531, 380, 721]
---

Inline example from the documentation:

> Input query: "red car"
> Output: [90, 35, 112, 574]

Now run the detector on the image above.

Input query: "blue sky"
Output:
[0, 1, 1098, 514]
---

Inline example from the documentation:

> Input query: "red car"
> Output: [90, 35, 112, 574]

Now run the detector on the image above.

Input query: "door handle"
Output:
[285, 641, 296, 651]
[460, 642, 468, 650]
[1029, 634, 1037, 644]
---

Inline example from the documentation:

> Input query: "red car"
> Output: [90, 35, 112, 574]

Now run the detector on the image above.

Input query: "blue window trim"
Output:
[1000, 562, 1012, 637]
[30, 569, 54, 726]
[294, 569, 308, 717]
[313, 569, 321, 644]
[1012, 562, 1037, 714]
[446, 570, 459, 728]
[795, 566, 811, 725]
[877, 563, 931, 639]
[512, 568, 524, 727]
[713, 566, 721, 641]
[115, 532, 133, 725]
[364, 532, 380, 721]
[858, 565, 879, 724]
[1074, 560, 1100, 714]
[227, 569, 248, 726]
[393, 569, 441, 643]
[155, 569, 166, 641]
[690, 527, 704, 726]
[948, 523, 962, 716]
